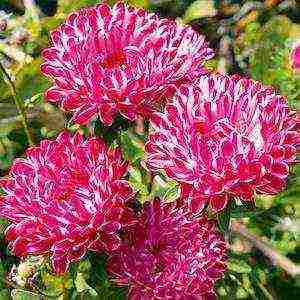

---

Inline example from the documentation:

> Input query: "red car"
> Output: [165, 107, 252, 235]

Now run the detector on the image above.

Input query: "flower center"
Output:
[100, 49, 126, 69]
[56, 171, 89, 203]
[57, 187, 74, 203]
[195, 119, 207, 135]
[195, 118, 230, 139]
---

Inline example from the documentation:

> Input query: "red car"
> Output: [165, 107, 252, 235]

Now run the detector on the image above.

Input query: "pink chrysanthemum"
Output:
[146, 74, 299, 213]
[291, 41, 300, 71]
[107, 199, 228, 300]
[0, 131, 135, 274]
[41, 1, 213, 125]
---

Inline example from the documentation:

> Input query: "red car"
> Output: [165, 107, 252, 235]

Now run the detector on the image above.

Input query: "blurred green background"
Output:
[0, 1, 299, 299]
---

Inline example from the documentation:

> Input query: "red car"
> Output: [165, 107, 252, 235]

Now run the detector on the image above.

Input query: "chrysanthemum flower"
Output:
[107, 199, 228, 299]
[41, 1, 213, 125]
[291, 41, 300, 72]
[0, 131, 135, 274]
[146, 74, 299, 213]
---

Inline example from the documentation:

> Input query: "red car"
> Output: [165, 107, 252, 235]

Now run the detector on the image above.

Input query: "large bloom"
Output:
[41, 1, 213, 125]
[146, 74, 299, 213]
[107, 199, 228, 300]
[0, 131, 134, 273]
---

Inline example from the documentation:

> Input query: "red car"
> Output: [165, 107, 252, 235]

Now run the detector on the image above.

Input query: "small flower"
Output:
[146, 74, 299, 213]
[107, 199, 228, 300]
[0, 131, 135, 274]
[41, 1, 213, 125]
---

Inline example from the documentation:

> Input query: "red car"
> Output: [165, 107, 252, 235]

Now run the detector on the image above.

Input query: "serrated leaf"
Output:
[75, 272, 98, 297]
[128, 166, 149, 196]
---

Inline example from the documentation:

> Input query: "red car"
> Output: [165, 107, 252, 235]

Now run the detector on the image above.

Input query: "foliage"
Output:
[235, 15, 300, 109]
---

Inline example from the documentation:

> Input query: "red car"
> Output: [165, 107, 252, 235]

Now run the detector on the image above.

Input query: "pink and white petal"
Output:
[71, 105, 98, 125]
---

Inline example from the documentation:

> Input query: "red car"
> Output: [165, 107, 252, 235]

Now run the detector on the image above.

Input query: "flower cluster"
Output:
[107, 199, 228, 299]
[0, 131, 134, 273]
[146, 74, 298, 213]
[0, 1, 299, 299]
[41, 1, 213, 125]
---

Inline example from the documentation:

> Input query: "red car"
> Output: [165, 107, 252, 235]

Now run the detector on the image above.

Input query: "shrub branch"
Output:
[231, 220, 300, 277]
[0, 62, 34, 145]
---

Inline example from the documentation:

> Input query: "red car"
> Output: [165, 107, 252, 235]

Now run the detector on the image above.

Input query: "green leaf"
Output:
[119, 131, 144, 164]
[128, 166, 149, 197]
[235, 287, 249, 299]
[162, 181, 180, 203]
[150, 178, 179, 203]
[39, 267, 74, 298]
[86, 253, 127, 299]
[77, 260, 92, 273]
[24, 93, 43, 108]
[228, 259, 252, 274]
[183, 0, 217, 23]
[94, 117, 133, 145]
[15, 58, 50, 101]
[217, 203, 231, 233]
[0, 290, 10, 299]
[11, 289, 42, 300]
[75, 273, 98, 297]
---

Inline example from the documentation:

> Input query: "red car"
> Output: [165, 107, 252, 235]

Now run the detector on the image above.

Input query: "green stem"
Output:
[231, 220, 300, 277]
[0, 137, 8, 154]
[0, 62, 34, 145]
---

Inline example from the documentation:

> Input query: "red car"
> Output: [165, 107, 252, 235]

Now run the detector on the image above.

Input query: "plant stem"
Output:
[0, 62, 34, 145]
[231, 220, 300, 277]
[0, 137, 8, 153]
